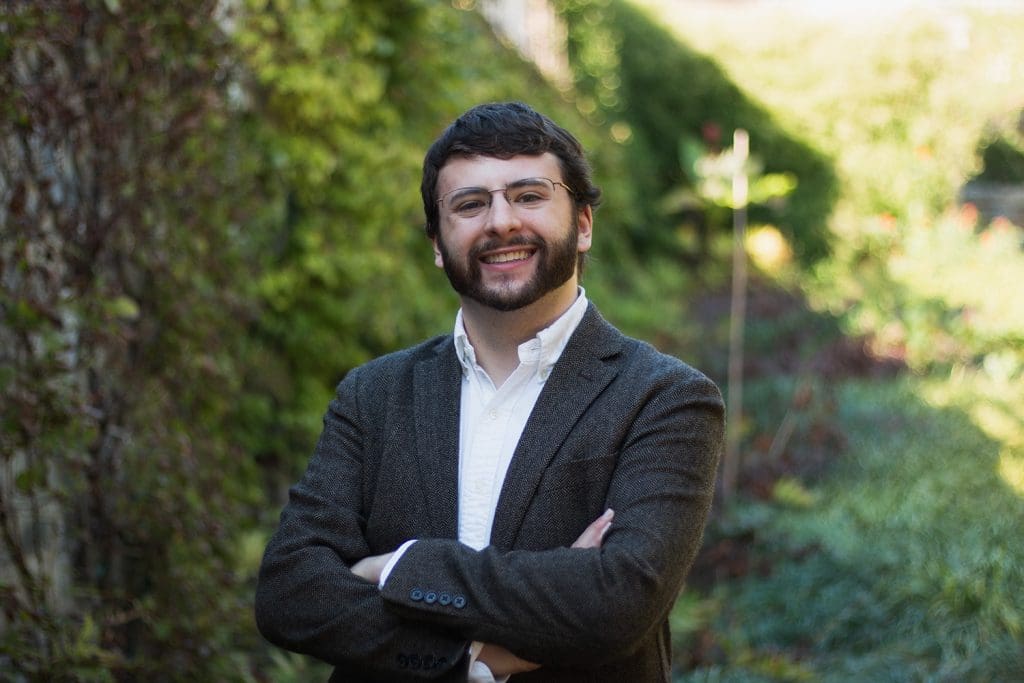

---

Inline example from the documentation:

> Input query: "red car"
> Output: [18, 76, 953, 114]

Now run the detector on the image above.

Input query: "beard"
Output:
[437, 220, 580, 312]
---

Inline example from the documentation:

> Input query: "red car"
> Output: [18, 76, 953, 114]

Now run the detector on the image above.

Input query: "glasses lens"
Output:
[449, 190, 492, 218]
[506, 178, 555, 207]
[443, 178, 560, 220]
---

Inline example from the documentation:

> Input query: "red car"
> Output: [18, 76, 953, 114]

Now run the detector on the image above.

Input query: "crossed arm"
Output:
[350, 509, 616, 677]
[256, 358, 724, 679]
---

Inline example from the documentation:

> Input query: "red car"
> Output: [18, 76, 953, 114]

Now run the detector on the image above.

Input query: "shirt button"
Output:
[488, 409, 498, 420]
[453, 595, 467, 609]
[410, 588, 423, 601]
[424, 591, 438, 604]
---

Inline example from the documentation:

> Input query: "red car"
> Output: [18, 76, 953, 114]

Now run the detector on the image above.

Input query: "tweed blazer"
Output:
[255, 304, 724, 682]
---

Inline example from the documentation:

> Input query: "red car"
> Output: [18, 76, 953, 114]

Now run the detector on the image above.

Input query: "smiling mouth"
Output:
[481, 249, 534, 264]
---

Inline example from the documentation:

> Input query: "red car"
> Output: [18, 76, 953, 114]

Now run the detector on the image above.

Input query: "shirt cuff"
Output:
[378, 539, 417, 588]
[468, 641, 508, 683]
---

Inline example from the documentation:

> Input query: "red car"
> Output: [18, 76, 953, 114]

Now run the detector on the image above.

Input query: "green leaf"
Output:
[106, 296, 140, 320]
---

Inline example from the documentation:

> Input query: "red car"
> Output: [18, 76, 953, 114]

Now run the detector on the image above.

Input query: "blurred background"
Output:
[1, 0, 1022, 680]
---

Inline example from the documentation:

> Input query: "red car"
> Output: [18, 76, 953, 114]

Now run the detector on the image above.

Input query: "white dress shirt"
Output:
[453, 290, 589, 551]
[380, 288, 589, 681]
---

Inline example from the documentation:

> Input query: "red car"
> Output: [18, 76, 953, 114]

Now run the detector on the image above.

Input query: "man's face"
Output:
[432, 153, 592, 313]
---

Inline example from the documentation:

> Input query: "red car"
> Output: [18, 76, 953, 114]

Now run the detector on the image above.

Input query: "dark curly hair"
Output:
[421, 102, 602, 240]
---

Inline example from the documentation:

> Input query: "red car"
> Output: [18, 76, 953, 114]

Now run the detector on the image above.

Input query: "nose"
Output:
[484, 190, 521, 234]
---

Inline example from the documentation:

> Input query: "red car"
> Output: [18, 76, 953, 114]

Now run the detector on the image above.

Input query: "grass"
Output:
[674, 372, 1024, 681]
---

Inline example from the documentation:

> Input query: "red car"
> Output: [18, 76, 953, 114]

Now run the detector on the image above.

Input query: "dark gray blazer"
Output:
[255, 304, 724, 682]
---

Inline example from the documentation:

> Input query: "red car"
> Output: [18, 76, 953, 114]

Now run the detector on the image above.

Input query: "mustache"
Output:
[468, 235, 546, 260]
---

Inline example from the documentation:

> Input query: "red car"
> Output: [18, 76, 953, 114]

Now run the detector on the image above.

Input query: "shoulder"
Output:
[579, 305, 722, 402]
[625, 336, 722, 401]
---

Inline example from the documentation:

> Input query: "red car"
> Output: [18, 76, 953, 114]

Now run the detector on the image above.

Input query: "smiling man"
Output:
[255, 102, 725, 682]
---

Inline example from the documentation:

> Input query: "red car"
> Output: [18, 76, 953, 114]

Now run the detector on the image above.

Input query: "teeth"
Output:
[484, 250, 532, 264]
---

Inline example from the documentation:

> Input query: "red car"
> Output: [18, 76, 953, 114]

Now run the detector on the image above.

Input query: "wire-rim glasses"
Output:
[437, 177, 575, 220]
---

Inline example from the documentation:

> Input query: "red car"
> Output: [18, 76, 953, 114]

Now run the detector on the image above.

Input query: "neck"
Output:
[460, 281, 579, 386]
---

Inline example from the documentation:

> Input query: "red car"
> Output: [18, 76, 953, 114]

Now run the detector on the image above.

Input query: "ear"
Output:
[432, 237, 444, 268]
[576, 205, 594, 253]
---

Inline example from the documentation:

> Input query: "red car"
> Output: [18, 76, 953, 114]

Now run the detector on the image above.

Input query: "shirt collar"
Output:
[453, 287, 589, 381]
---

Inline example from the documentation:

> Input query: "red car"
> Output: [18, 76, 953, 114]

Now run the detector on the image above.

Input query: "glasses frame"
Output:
[437, 177, 575, 220]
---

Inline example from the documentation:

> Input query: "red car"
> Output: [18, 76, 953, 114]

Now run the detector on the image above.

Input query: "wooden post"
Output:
[721, 129, 749, 502]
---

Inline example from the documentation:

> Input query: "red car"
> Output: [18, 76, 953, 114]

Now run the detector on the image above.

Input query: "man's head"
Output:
[421, 102, 602, 243]
[422, 103, 602, 314]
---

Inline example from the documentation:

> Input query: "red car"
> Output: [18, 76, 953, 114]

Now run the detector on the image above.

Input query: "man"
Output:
[255, 101, 724, 681]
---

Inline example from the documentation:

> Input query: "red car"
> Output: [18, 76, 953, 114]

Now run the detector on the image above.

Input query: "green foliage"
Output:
[8, 0, 1018, 679]
[1, 0, 265, 678]
[645, 2, 1024, 220]
[3, 2, 710, 677]
[642, 5, 1024, 680]
[558, 0, 838, 264]
[810, 207, 1024, 375]
[681, 375, 1024, 682]
[975, 125, 1024, 183]
[668, 135, 798, 213]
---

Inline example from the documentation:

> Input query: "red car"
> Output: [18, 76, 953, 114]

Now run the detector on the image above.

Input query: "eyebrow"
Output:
[446, 186, 489, 201]
[446, 178, 552, 198]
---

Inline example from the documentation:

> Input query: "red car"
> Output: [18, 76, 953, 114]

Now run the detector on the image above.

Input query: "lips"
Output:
[481, 249, 534, 264]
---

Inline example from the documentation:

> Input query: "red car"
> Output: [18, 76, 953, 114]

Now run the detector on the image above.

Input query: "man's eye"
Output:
[513, 192, 546, 204]
[454, 199, 488, 214]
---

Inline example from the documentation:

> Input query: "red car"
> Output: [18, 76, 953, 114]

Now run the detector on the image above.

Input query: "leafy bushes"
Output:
[5, 0, 1020, 679]
[640, 2, 1024, 375]
[1, 1, 723, 678]
[1, 1, 265, 678]
[558, 0, 838, 264]
[810, 206, 1024, 376]
[681, 376, 1024, 682]
[638, 4, 1024, 680]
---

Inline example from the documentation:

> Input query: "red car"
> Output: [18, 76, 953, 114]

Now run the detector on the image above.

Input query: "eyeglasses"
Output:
[437, 177, 574, 220]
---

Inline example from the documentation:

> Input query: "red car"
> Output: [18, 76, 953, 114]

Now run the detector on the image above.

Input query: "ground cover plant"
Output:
[675, 374, 1024, 682]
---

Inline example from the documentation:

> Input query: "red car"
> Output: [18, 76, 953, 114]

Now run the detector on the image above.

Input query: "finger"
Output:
[571, 508, 614, 549]
[478, 643, 540, 675]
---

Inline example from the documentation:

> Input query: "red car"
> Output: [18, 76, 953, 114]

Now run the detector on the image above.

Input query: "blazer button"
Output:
[410, 588, 424, 601]
[424, 591, 438, 604]
[452, 595, 466, 609]
[438, 592, 452, 606]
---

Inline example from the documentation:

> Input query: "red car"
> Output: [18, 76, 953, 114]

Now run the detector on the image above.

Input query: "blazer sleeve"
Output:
[254, 364, 470, 680]
[378, 364, 724, 668]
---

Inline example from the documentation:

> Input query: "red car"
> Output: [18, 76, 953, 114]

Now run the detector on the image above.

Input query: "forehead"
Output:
[437, 153, 563, 193]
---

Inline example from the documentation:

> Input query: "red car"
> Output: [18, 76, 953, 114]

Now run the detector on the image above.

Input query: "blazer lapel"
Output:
[412, 338, 462, 539]
[489, 305, 624, 549]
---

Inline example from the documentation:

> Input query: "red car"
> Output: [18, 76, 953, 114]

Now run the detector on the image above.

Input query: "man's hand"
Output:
[477, 642, 542, 677]
[350, 551, 394, 584]
[572, 507, 614, 549]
